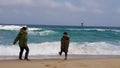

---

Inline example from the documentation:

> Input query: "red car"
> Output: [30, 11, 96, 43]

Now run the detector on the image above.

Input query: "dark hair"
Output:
[22, 27, 27, 30]
[63, 32, 68, 35]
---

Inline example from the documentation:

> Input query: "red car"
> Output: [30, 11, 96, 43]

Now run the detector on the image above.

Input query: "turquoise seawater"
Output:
[0, 24, 120, 55]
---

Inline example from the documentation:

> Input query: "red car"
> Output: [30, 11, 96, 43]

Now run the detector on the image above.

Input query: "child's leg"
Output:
[59, 50, 62, 56]
[64, 52, 67, 60]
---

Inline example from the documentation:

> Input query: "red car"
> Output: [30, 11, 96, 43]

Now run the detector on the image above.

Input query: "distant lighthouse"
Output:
[81, 22, 84, 27]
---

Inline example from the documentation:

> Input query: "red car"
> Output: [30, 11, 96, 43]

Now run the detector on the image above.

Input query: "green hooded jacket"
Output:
[13, 31, 28, 47]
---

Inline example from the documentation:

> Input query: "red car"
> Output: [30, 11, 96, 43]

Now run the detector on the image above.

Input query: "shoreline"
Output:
[1, 54, 120, 60]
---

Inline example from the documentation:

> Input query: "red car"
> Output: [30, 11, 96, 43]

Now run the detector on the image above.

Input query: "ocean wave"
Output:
[1, 25, 120, 34]
[38, 30, 57, 36]
[68, 28, 120, 33]
[29, 30, 58, 36]
[28, 28, 42, 31]
[0, 42, 120, 56]
[68, 28, 106, 32]
[111, 30, 120, 32]
[0, 25, 42, 31]
[0, 25, 25, 30]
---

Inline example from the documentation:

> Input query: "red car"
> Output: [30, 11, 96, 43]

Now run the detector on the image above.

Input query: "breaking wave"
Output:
[0, 42, 120, 56]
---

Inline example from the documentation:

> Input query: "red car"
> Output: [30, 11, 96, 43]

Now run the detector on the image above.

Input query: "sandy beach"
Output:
[0, 55, 120, 68]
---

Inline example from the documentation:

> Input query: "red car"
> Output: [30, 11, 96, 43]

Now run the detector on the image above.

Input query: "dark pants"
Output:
[19, 46, 29, 59]
[59, 50, 68, 58]
[59, 45, 68, 59]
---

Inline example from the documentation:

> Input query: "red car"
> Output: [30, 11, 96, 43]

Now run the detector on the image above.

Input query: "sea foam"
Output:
[0, 42, 120, 56]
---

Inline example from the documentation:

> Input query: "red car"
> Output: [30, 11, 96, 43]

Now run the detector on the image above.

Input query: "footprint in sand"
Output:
[45, 65, 57, 68]
[45, 64, 50, 67]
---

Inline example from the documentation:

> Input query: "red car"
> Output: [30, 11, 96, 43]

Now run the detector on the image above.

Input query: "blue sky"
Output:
[0, 0, 120, 26]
